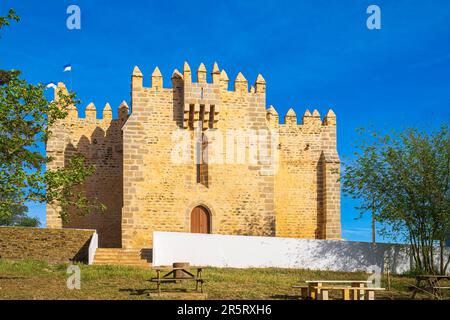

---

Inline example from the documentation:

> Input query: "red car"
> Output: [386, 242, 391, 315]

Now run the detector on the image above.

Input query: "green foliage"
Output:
[0, 8, 19, 31]
[343, 125, 450, 274]
[0, 202, 40, 227]
[45, 155, 107, 220]
[0, 9, 20, 85]
[0, 8, 105, 223]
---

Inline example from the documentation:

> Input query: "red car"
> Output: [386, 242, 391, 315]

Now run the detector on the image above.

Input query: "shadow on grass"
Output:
[0, 276, 26, 280]
[119, 287, 200, 297]
[119, 288, 151, 296]
[270, 294, 302, 300]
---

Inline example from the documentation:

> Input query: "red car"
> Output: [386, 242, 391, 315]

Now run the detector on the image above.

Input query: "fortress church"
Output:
[46, 61, 341, 252]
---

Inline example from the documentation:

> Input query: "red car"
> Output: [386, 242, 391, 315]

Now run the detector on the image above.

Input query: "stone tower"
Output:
[46, 61, 341, 250]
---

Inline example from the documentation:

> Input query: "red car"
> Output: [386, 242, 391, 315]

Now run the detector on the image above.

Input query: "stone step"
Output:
[94, 259, 150, 264]
[94, 250, 143, 254]
[94, 260, 151, 265]
[94, 256, 151, 260]
[94, 262, 152, 268]
[96, 248, 140, 252]
[94, 257, 149, 261]
[93, 255, 150, 260]
[93, 248, 152, 268]
[94, 254, 148, 258]
[93, 261, 152, 268]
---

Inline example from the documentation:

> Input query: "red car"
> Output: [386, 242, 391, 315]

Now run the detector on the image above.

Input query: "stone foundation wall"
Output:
[0, 227, 95, 264]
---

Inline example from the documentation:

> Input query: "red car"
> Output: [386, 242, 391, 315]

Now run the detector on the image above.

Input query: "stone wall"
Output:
[46, 61, 342, 250]
[0, 227, 95, 264]
[46, 83, 125, 247]
[274, 109, 341, 239]
[122, 63, 276, 249]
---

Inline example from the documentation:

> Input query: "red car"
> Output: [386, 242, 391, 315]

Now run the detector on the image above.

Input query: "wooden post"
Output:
[319, 289, 329, 300]
[350, 288, 358, 300]
[157, 269, 161, 295]
[310, 286, 317, 300]
[359, 283, 366, 300]
[352, 283, 365, 300]
[173, 262, 189, 279]
[387, 268, 391, 291]
[343, 288, 350, 300]
[371, 202, 376, 244]
[301, 287, 308, 298]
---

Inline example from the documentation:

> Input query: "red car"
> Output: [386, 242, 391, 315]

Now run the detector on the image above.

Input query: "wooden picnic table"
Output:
[150, 266, 205, 295]
[294, 280, 384, 300]
[410, 275, 450, 299]
[306, 280, 372, 285]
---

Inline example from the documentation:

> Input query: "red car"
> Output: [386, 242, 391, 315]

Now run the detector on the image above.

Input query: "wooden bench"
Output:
[151, 267, 205, 295]
[432, 286, 450, 298]
[291, 285, 309, 299]
[307, 280, 371, 300]
[293, 280, 384, 300]
[310, 286, 385, 300]
[410, 275, 450, 299]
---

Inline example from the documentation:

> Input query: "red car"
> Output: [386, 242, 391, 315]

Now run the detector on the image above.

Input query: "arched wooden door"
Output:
[190, 206, 211, 234]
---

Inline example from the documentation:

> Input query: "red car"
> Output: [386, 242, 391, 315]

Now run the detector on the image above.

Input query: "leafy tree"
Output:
[0, 201, 40, 227]
[343, 125, 450, 274]
[0, 8, 105, 223]
[0, 9, 19, 85]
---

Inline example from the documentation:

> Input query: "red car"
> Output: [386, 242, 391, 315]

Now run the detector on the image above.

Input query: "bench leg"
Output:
[350, 288, 359, 300]
[359, 288, 365, 300]
[301, 287, 308, 299]
[352, 284, 365, 300]
[411, 279, 421, 299]
[319, 289, 329, 300]
[310, 289, 317, 300]
[368, 290, 375, 300]
[343, 289, 350, 301]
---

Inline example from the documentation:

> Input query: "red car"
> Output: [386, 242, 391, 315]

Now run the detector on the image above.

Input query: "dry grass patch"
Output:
[0, 259, 448, 300]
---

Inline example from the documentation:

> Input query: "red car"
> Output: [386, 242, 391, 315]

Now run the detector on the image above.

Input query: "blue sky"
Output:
[1, 1, 449, 242]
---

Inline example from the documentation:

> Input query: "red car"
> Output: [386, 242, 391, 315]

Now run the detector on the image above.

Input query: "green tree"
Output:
[343, 125, 450, 274]
[0, 201, 40, 227]
[0, 8, 105, 223]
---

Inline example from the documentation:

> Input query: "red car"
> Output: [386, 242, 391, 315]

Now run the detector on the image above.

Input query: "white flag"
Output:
[45, 82, 57, 89]
[63, 64, 72, 72]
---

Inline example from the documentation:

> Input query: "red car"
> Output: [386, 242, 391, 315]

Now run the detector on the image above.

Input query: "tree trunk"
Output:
[440, 240, 445, 275]
[372, 211, 376, 244]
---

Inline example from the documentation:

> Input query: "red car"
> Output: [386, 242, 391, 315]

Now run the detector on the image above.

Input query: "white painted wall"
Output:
[88, 231, 98, 265]
[153, 232, 448, 274]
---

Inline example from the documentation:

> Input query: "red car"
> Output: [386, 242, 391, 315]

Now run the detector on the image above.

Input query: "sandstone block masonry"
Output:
[0, 227, 94, 263]
[46, 61, 341, 250]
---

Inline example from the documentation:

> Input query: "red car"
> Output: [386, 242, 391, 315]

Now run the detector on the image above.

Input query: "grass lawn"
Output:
[0, 259, 448, 300]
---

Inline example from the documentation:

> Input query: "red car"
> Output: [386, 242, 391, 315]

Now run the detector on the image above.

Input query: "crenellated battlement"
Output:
[128, 61, 335, 133]
[130, 61, 268, 131]
[54, 100, 129, 126]
[266, 105, 337, 128]
[54, 82, 129, 126]
[130, 61, 266, 95]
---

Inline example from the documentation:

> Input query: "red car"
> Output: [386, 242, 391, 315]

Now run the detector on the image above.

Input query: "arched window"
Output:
[196, 132, 208, 187]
